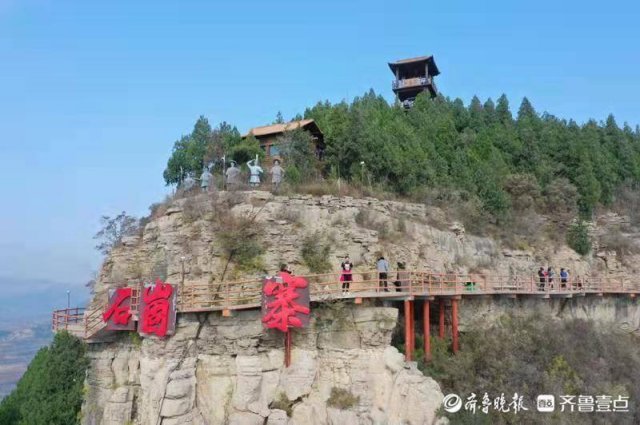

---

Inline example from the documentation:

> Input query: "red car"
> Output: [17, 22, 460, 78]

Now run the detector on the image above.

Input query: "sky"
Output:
[1, 0, 639, 301]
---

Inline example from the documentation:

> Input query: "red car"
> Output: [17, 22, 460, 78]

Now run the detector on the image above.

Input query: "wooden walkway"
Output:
[52, 271, 640, 342]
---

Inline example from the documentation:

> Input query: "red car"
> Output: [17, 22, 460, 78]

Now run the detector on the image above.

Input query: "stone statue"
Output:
[200, 167, 213, 192]
[270, 159, 284, 192]
[225, 161, 241, 190]
[247, 157, 263, 188]
[182, 173, 195, 191]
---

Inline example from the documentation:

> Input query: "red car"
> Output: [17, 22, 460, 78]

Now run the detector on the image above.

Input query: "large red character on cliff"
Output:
[261, 272, 310, 332]
[139, 279, 177, 338]
[103, 287, 135, 331]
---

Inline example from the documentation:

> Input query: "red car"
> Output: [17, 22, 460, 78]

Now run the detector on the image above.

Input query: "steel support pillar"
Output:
[423, 300, 431, 362]
[452, 299, 459, 354]
[439, 299, 445, 339]
[404, 300, 413, 361]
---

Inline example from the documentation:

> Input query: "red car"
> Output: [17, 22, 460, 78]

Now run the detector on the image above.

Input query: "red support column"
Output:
[404, 300, 413, 361]
[452, 299, 459, 354]
[439, 299, 445, 339]
[285, 330, 292, 367]
[409, 300, 415, 358]
[423, 300, 431, 362]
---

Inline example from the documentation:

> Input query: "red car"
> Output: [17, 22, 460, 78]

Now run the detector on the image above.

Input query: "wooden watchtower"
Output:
[389, 55, 440, 107]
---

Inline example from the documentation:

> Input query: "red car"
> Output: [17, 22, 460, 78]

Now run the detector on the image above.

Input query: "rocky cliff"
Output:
[82, 306, 444, 425]
[83, 191, 638, 425]
[95, 190, 613, 301]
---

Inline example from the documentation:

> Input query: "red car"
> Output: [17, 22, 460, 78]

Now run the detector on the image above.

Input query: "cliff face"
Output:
[83, 191, 638, 425]
[95, 190, 610, 303]
[82, 306, 444, 425]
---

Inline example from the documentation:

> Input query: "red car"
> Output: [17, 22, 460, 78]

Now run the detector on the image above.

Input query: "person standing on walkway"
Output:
[377, 256, 390, 292]
[340, 256, 353, 295]
[547, 267, 555, 289]
[538, 267, 546, 291]
[560, 268, 569, 289]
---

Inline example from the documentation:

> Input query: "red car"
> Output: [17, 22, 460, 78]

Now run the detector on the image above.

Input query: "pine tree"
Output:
[496, 94, 512, 124]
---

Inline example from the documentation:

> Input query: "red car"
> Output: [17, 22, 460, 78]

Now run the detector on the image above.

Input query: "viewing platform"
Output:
[52, 271, 639, 342]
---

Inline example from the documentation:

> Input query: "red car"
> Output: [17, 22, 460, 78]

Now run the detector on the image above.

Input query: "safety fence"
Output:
[52, 271, 639, 340]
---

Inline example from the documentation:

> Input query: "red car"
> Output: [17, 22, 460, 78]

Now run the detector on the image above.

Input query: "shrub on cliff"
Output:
[420, 315, 640, 425]
[0, 331, 88, 425]
[566, 220, 592, 255]
[300, 232, 332, 273]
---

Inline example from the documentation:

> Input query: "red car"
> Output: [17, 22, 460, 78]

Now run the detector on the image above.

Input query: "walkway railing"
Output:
[52, 271, 638, 340]
[51, 307, 85, 333]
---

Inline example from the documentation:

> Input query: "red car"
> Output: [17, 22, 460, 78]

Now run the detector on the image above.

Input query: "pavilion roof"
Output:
[388, 55, 440, 76]
[244, 119, 317, 138]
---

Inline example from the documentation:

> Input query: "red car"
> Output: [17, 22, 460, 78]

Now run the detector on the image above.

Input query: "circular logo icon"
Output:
[443, 393, 463, 413]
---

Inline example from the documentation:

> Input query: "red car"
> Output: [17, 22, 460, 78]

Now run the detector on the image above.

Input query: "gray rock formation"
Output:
[82, 307, 444, 425]
[83, 191, 640, 424]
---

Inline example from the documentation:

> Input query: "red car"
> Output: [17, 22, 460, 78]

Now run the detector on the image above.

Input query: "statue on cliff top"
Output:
[181, 172, 195, 191]
[270, 159, 284, 192]
[247, 156, 263, 187]
[199, 166, 213, 192]
[225, 160, 241, 190]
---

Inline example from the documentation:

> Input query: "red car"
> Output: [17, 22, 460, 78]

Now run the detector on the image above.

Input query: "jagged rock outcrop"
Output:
[82, 307, 445, 425]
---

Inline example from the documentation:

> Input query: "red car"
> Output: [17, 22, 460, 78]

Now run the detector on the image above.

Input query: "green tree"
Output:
[163, 116, 241, 185]
[277, 127, 317, 183]
[0, 332, 88, 425]
[93, 211, 138, 255]
[566, 220, 592, 255]
[163, 93, 640, 236]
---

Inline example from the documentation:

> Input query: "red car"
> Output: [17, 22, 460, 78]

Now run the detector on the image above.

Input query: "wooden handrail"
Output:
[52, 271, 639, 340]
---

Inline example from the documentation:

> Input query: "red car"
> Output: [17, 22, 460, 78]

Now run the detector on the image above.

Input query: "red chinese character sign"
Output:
[261, 272, 310, 332]
[139, 279, 177, 338]
[261, 272, 310, 367]
[103, 287, 135, 331]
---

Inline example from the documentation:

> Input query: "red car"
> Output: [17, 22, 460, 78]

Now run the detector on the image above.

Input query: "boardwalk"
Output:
[52, 271, 639, 342]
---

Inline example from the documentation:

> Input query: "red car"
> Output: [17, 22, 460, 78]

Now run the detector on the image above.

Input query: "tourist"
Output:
[538, 267, 546, 291]
[393, 261, 408, 292]
[560, 268, 569, 289]
[279, 263, 292, 275]
[340, 256, 353, 295]
[377, 256, 390, 292]
[547, 267, 555, 289]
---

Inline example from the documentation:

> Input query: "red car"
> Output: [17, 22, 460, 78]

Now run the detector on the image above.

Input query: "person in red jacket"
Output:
[340, 256, 353, 295]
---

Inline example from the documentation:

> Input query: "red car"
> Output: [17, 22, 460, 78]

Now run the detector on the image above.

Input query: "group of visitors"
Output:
[339, 255, 407, 295]
[537, 266, 571, 290]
